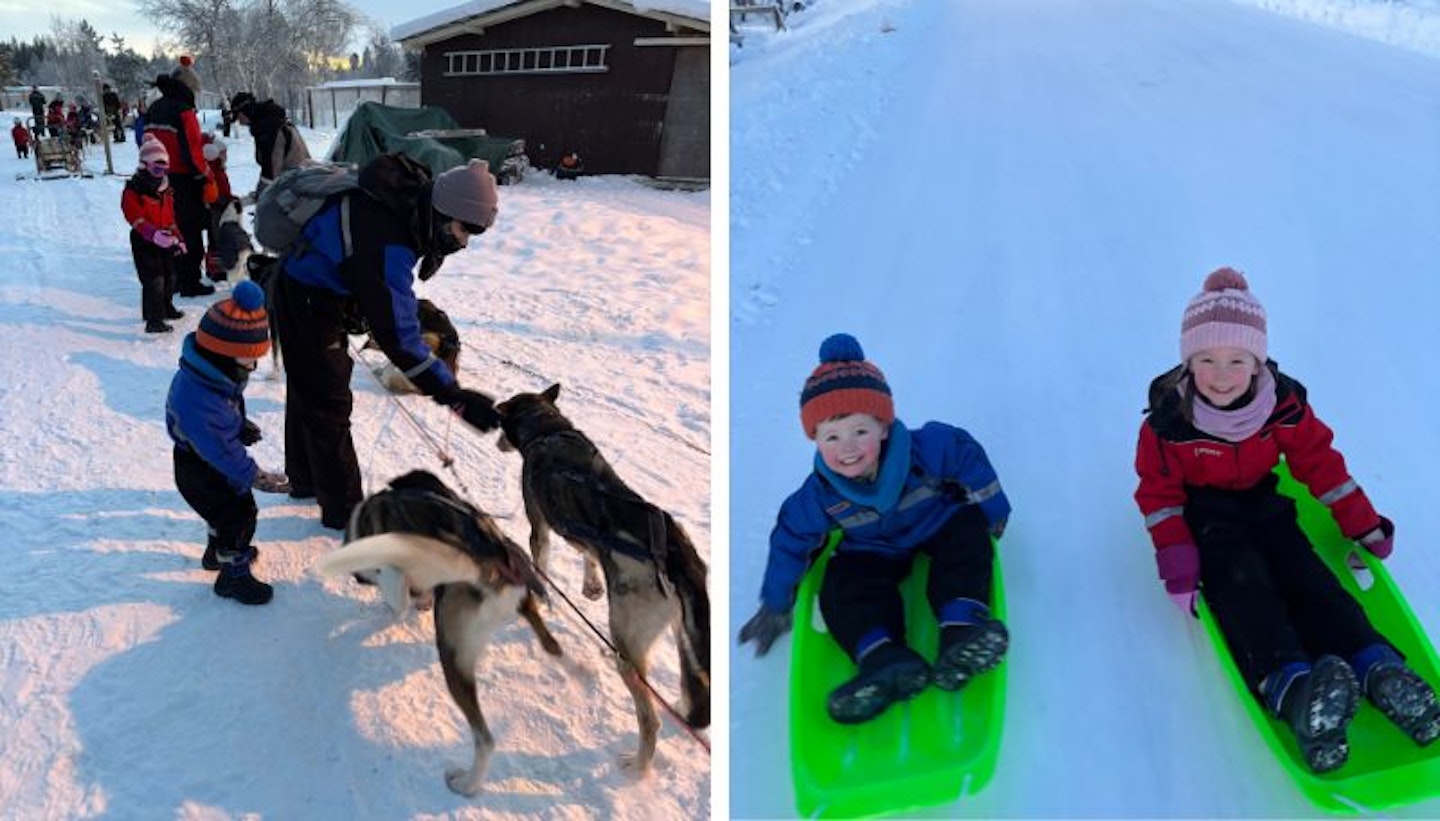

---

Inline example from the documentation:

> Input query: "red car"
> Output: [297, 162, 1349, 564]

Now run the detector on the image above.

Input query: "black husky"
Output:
[496, 383, 711, 774]
[316, 470, 561, 795]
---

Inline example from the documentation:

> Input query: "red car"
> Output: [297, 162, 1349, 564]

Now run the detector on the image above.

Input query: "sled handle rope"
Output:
[350, 342, 709, 755]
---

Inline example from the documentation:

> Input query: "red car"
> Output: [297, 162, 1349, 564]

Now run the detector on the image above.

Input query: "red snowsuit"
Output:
[1135, 363, 1382, 556]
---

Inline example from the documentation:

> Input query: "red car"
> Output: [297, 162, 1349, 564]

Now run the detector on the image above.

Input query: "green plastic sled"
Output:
[1198, 462, 1440, 813]
[789, 531, 1007, 818]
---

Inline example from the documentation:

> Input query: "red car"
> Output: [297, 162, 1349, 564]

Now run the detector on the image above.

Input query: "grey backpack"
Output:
[253, 162, 361, 256]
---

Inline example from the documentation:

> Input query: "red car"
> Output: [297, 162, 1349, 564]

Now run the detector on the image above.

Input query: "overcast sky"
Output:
[0, 0, 426, 57]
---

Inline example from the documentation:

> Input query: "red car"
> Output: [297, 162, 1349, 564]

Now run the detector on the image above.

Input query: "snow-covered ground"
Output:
[730, 0, 1440, 817]
[0, 118, 710, 818]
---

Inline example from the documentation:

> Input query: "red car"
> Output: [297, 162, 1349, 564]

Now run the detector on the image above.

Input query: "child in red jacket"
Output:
[201, 136, 244, 280]
[11, 119, 30, 159]
[1134, 267, 1439, 773]
[121, 135, 186, 333]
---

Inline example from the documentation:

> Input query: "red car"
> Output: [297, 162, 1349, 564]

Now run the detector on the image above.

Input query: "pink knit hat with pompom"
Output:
[139, 134, 169, 167]
[1180, 267, 1267, 364]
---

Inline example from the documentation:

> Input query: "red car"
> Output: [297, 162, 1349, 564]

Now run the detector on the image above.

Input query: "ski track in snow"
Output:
[0, 116, 708, 819]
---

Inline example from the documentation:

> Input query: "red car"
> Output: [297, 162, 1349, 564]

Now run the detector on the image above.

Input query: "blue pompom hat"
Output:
[196, 280, 270, 359]
[799, 333, 894, 439]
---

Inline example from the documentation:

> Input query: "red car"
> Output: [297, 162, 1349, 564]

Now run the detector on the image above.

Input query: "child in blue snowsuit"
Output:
[166, 281, 290, 604]
[739, 333, 1012, 723]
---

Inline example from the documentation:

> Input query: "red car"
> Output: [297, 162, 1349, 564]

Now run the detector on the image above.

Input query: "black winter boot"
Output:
[1364, 663, 1440, 746]
[214, 549, 273, 605]
[1266, 655, 1360, 773]
[933, 620, 1009, 691]
[827, 642, 931, 724]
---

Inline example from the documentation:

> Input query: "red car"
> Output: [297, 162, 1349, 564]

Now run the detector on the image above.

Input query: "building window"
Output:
[444, 45, 610, 76]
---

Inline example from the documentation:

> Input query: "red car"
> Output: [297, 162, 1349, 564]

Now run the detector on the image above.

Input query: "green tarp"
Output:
[327, 101, 526, 183]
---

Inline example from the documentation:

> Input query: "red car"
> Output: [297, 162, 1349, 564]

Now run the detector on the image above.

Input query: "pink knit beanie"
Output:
[139, 134, 169, 166]
[1180, 267, 1267, 364]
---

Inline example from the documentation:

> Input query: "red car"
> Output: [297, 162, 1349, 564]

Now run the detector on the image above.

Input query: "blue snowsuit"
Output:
[166, 334, 260, 557]
[760, 420, 1010, 657]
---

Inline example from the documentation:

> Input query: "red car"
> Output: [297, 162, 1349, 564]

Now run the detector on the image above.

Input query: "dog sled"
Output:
[730, 0, 792, 45]
[24, 117, 86, 179]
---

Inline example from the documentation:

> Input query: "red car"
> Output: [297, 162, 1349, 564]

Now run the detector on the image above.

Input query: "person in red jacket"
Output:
[1134, 267, 1439, 773]
[11, 118, 29, 159]
[144, 55, 217, 297]
[121, 135, 186, 333]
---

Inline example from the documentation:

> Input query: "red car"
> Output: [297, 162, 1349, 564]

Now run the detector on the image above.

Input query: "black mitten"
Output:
[442, 387, 501, 432]
[240, 418, 262, 446]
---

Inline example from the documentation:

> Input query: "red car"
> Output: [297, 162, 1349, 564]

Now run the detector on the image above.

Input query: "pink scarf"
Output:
[1188, 367, 1277, 442]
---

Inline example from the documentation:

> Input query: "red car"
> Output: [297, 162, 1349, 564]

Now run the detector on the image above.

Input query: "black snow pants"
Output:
[273, 274, 362, 527]
[1186, 474, 1391, 695]
[129, 230, 176, 323]
[174, 445, 257, 559]
[170, 173, 207, 292]
[820, 504, 995, 661]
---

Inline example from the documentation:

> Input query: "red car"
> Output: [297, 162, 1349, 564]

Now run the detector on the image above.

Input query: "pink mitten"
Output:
[1358, 516, 1394, 560]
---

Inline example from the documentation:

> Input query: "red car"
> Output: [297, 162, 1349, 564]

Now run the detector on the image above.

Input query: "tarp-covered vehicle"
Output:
[327, 101, 527, 184]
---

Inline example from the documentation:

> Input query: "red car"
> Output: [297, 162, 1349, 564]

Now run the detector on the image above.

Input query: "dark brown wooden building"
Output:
[395, 0, 709, 180]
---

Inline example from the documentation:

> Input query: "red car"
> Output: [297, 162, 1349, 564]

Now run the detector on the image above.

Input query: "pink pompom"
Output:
[1203, 266, 1248, 292]
[179, 54, 194, 67]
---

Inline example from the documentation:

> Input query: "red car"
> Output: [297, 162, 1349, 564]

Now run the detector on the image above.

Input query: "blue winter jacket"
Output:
[759, 419, 1011, 612]
[165, 334, 257, 494]
[279, 155, 457, 398]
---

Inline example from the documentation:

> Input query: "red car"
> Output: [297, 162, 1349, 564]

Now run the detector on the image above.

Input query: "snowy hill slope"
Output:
[730, 0, 1440, 817]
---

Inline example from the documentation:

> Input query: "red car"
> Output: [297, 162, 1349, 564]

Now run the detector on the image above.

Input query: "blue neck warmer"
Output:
[814, 421, 911, 513]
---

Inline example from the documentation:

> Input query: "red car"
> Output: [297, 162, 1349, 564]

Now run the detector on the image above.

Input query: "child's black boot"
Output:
[827, 640, 931, 724]
[214, 547, 272, 605]
[932, 598, 1009, 691]
[1262, 655, 1359, 773]
[1353, 644, 1440, 746]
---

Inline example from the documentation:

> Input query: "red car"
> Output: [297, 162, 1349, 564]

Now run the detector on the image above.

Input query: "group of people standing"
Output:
[120, 55, 315, 333]
[118, 56, 505, 606]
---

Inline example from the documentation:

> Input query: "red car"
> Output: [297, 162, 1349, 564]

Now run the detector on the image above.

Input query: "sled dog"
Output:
[315, 470, 561, 795]
[496, 383, 710, 773]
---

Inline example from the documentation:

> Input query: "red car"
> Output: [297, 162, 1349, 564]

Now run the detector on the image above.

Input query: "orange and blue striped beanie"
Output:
[197, 281, 270, 359]
[799, 333, 894, 439]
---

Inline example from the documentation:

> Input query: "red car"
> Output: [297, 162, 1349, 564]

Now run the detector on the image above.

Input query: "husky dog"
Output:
[366, 299, 462, 394]
[496, 384, 710, 774]
[315, 470, 561, 796]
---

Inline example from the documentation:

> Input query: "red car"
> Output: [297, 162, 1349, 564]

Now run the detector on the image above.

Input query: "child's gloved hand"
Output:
[252, 469, 290, 494]
[1169, 589, 1198, 618]
[1157, 542, 1199, 619]
[151, 229, 178, 249]
[240, 418, 262, 446]
[738, 603, 792, 657]
[1358, 515, 1394, 560]
[989, 517, 1008, 540]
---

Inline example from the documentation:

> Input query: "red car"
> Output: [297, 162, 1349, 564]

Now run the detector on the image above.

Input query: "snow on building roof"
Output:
[392, 0, 708, 45]
[309, 78, 415, 89]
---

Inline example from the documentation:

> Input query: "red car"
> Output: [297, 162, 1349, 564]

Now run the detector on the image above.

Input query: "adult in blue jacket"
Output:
[739, 334, 1013, 724]
[273, 154, 501, 529]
